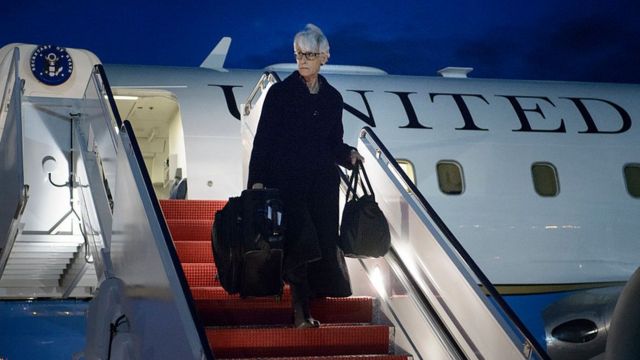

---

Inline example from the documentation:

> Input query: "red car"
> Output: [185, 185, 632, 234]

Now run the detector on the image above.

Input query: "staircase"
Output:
[160, 199, 410, 359]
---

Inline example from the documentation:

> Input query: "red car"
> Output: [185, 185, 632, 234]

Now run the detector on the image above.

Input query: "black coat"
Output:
[248, 71, 353, 297]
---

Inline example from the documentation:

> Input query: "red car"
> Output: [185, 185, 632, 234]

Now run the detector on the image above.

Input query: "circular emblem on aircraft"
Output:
[30, 45, 74, 86]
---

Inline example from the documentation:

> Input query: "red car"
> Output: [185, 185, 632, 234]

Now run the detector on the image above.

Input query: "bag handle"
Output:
[345, 163, 360, 202]
[345, 161, 375, 202]
[358, 161, 375, 198]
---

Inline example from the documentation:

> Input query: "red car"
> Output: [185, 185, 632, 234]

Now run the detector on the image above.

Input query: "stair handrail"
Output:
[243, 71, 281, 117]
[0, 48, 28, 276]
[94, 65, 123, 130]
[119, 120, 214, 360]
[357, 126, 549, 359]
[71, 64, 127, 265]
[0, 48, 18, 120]
[241, 71, 282, 186]
[78, 65, 213, 359]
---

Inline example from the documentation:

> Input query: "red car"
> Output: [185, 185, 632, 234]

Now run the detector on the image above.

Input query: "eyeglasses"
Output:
[294, 52, 321, 61]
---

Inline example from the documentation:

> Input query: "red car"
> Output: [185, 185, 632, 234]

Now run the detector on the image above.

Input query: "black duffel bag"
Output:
[339, 161, 391, 258]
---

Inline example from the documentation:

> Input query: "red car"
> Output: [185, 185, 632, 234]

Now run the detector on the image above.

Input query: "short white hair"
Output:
[294, 23, 330, 58]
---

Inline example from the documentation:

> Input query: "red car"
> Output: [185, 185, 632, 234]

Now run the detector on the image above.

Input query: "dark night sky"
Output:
[1, 0, 639, 83]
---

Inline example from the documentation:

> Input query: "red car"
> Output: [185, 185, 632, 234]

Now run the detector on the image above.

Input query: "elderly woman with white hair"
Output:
[248, 23, 363, 328]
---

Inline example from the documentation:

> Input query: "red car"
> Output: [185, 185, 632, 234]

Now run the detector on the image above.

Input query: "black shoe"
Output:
[293, 296, 320, 329]
[295, 317, 320, 328]
[293, 302, 320, 328]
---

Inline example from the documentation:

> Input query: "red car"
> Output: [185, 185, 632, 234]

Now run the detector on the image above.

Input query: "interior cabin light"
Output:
[113, 95, 139, 101]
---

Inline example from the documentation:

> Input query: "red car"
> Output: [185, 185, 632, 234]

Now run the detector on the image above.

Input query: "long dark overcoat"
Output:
[247, 71, 353, 297]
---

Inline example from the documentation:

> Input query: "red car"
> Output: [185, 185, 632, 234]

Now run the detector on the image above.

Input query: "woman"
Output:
[248, 24, 363, 328]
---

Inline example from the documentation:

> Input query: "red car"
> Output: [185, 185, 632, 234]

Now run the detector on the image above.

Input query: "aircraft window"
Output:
[396, 159, 416, 185]
[532, 162, 559, 197]
[624, 164, 640, 198]
[437, 161, 464, 195]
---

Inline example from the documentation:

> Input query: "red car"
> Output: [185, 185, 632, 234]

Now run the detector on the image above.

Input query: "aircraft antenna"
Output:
[437, 67, 473, 78]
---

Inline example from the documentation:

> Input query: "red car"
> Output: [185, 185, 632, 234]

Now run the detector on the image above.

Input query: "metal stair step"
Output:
[167, 219, 213, 242]
[230, 355, 411, 360]
[160, 199, 226, 221]
[193, 288, 373, 326]
[206, 324, 392, 358]
[182, 263, 219, 287]
[174, 241, 214, 263]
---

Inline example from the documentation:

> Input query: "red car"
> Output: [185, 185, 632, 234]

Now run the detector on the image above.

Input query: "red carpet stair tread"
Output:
[160, 199, 410, 359]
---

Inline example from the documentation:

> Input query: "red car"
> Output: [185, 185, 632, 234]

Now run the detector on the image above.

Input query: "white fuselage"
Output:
[105, 64, 640, 286]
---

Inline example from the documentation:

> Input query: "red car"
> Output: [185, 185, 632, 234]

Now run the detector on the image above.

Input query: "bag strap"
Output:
[345, 161, 376, 202]
[345, 163, 360, 202]
[358, 161, 375, 198]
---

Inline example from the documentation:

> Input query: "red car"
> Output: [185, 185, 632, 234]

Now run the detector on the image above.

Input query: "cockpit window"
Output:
[624, 164, 640, 198]
[532, 162, 559, 197]
[437, 161, 464, 195]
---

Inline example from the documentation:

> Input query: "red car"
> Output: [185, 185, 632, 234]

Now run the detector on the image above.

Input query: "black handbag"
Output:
[339, 161, 391, 258]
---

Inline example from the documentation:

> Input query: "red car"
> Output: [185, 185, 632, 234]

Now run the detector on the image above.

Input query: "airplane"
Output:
[0, 39, 638, 359]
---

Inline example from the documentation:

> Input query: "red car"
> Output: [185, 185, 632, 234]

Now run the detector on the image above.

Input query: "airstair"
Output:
[0, 46, 98, 298]
[0, 42, 549, 359]
[0, 44, 210, 359]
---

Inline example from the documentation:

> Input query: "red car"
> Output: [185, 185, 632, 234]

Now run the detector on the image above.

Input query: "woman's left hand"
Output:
[350, 149, 365, 165]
